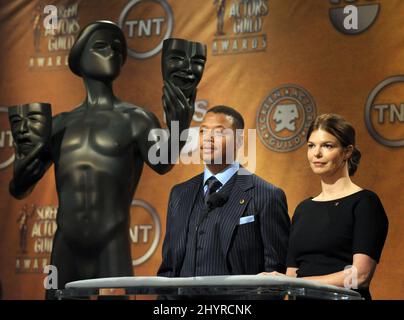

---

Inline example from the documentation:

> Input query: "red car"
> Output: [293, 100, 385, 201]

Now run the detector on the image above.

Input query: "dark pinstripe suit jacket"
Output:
[157, 169, 290, 277]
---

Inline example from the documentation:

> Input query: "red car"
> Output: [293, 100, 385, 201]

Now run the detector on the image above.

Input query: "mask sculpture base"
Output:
[8, 21, 207, 299]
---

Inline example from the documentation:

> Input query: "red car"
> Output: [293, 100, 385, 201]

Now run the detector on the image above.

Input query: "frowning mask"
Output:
[8, 103, 52, 156]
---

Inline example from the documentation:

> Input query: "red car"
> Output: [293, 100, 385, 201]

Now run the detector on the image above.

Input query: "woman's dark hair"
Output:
[68, 20, 127, 76]
[306, 114, 361, 176]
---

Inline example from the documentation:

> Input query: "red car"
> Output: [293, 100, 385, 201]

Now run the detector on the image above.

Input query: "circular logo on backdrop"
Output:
[0, 107, 15, 170]
[329, 0, 379, 35]
[365, 76, 404, 148]
[130, 199, 161, 266]
[257, 85, 316, 152]
[118, 0, 173, 59]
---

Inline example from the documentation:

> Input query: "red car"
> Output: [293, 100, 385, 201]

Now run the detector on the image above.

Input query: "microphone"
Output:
[206, 191, 229, 211]
[193, 190, 229, 275]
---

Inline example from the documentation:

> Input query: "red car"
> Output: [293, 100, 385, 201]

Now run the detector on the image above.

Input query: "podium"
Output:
[56, 275, 363, 300]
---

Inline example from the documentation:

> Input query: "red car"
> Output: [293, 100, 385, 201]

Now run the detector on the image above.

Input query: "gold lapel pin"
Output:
[239, 199, 245, 205]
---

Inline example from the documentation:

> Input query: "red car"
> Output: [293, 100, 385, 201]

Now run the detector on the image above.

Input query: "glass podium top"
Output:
[56, 275, 363, 300]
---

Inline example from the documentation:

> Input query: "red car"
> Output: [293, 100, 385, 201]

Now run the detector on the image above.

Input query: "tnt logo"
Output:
[329, 0, 379, 35]
[365, 76, 404, 148]
[130, 199, 161, 266]
[0, 107, 15, 170]
[119, 0, 173, 59]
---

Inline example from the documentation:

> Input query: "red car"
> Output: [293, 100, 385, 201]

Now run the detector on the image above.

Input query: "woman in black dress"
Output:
[264, 114, 388, 300]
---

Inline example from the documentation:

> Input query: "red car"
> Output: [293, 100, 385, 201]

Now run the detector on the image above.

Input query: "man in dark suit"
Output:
[158, 105, 290, 277]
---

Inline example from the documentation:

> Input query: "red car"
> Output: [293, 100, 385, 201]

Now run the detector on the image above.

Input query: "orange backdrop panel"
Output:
[0, 0, 402, 299]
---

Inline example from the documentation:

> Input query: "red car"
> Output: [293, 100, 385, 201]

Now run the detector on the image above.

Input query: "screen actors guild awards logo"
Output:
[14, 200, 161, 273]
[15, 205, 57, 274]
[257, 84, 316, 152]
[212, 0, 268, 55]
[32, 2, 58, 52]
[28, 2, 80, 70]
[329, 0, 379, 35]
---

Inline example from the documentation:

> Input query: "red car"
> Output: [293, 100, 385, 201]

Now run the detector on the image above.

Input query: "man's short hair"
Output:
[206, 105, 244, 130]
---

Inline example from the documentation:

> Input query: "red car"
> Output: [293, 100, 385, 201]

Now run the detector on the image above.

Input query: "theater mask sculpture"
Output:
[162, 38, 207, 104]
[8, 21, 207, 299]
[8, 103, 52, 198]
